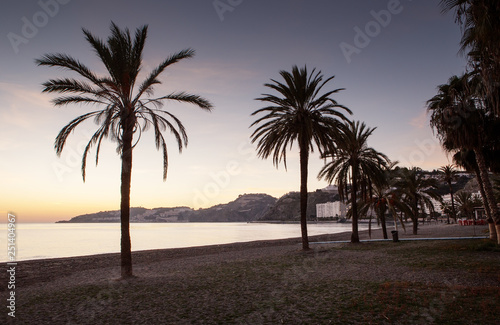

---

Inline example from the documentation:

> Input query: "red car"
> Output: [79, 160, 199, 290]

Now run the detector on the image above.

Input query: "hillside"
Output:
[182, 193, 277, 222]
[58, 207, 193, 223]
[259, 190, 339, 221]
[58, 194, 276, 223]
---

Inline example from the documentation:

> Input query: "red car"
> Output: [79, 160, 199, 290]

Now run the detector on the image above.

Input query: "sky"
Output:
[0, 0, 467, 222]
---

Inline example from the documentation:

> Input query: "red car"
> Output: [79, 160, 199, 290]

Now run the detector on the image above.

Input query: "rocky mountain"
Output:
[58, 194, 276, 223]
[58, 206, 193, 223]
[182, 193, 277, 222]
[259, 190, 339, 221]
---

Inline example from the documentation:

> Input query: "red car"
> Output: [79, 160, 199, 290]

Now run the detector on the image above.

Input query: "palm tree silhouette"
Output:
[427, 73, 499, 234]
[360, 162, 401, 239]
[250, 65, 351, 250]
[452, 149, 499, 240]
[438, 164, 458, 224]
[440, 0, 500, 116]
[36, 22, 213, 278]
[318, 120, 389, 243]
[393, 167, 441, 235]
[455, 191, 482, 220]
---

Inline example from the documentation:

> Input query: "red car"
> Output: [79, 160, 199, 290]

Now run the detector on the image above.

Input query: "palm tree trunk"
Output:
[351, 165, 359, 243]
[474, 148, 499, 241]
[448, 181, 457, 224]
[473, 165, 492, 220]
[299, 141, 309, 250]
[412, 199, 418, 235]
[473, 166, 496, 241]
[378, 208, 388, 239]
[450, 190, 457, 223]
[120, 118, 134, 278]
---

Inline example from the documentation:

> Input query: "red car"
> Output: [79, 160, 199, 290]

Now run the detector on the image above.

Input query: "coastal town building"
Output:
[316, 201, 347, 219]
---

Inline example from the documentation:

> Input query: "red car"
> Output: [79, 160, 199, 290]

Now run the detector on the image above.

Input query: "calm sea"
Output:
[0, 222, 368, 262]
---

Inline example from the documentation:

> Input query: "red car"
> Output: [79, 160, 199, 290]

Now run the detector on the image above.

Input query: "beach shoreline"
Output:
[3, 222, 489, 289]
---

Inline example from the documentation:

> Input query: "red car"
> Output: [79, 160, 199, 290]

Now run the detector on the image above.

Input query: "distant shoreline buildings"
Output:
[316, 201, 348, 219]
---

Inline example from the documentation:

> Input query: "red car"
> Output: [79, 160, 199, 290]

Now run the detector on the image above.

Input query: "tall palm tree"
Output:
[250, 65, 351, 250]
[453, 149, 497, 240]
[438, 164, 458, 223]
[440, 0, 500, 116]
[359, 162, 404, 239]
[36, 23, 213, 278]
[318, 120, 390, 243]
[427, 73, 500, 232]
[393, 167, 441, 235]
[441, 201, 454, 222]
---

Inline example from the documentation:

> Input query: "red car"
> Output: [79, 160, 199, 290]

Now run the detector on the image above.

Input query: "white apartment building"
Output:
[316, 201, 347, 219]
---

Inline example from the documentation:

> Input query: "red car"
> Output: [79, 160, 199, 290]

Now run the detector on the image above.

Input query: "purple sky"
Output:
[0, 0, 467, 221]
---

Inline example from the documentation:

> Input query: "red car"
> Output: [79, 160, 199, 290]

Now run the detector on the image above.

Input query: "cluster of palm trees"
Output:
[426, 0, 500, 242]
[38, 2, 500, 278]
[250, 66, 450, 247]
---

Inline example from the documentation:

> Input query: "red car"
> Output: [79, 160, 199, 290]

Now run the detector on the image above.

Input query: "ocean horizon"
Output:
[0, 222, 372, 262]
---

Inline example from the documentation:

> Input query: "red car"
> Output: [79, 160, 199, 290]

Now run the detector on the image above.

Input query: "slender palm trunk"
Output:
[474, 148, 499, 219]
[120, 117, 134, 278]
[474, 166, 497, 241]
[473, 166, 492, 220]
[448, 180, 457, 223]
[299, 141, 309, 250]
[474, 148, 499, 242]
[351, 164, 359, 243]
[378, 208, 388, 239]
[412, 198, 419, 235]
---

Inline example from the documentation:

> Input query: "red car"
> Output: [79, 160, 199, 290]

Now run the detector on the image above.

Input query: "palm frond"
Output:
[38, 22, 212, 182]
[54, 111, 101, 155]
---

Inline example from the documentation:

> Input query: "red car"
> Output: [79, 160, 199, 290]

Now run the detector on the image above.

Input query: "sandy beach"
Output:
[3, 222, 497, 324]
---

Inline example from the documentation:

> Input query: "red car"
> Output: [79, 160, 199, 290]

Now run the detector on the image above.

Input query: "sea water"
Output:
[0, 222, 370, 262]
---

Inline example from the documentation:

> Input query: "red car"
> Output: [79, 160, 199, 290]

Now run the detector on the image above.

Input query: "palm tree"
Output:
[455, 191, 483, 220]
[250, 65, 351, 250]
[318, 120, 390, 243]
[441, 201, 454, 222]
[438, 164, 458, 223]
[393, 167, 441, 235]
[453, 149, 498, 240]
[440, 0, 500, 116]
[36, 23, 213, 278]
[427, 73, 500, 233]
[359, 162, 404, 239]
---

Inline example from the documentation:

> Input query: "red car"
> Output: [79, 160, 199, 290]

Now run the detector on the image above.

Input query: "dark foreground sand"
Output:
[4, 222, 490, 290]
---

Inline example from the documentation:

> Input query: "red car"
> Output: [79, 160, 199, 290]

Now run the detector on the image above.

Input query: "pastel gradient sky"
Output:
[1, 0, 466, 222]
